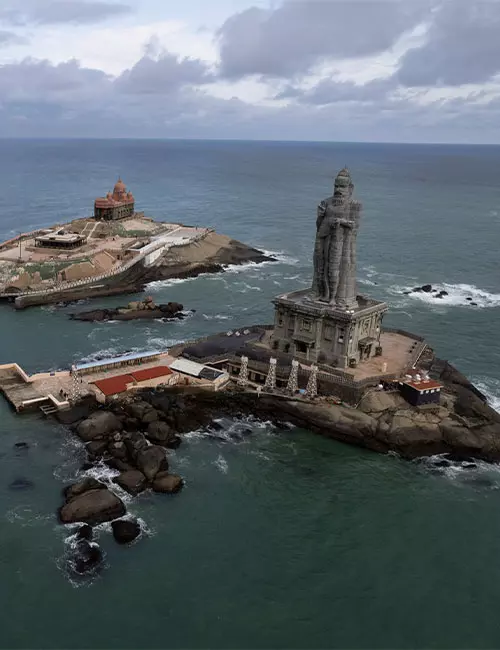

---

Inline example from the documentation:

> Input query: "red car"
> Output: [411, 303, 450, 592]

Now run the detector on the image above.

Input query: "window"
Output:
[324, 326, 332, 341]
[278, 312, 284, 326]
[296, 341, 307, 354]
[301, 319, 311, 331]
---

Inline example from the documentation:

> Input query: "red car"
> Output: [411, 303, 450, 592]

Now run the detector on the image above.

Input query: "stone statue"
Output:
[312, 168, 360, 309]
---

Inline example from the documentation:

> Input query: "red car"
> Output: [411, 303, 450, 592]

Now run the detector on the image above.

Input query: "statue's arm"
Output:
[316, 201, 327, 229]
[335, 218, 354, 229]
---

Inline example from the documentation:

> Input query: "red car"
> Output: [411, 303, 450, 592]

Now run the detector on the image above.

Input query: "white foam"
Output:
[202, 313, 231, 321]
[471, 377, 500, 413]
[214, 454, 229, 474]
[260, 249, 299, 265]
[392, 283, 500, 309]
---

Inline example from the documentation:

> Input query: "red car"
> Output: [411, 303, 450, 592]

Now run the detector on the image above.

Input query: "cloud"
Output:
[0, 30, 26, 46]
[0, 0, 131, 26]
[116, 52, 214, 95]
[0, 58, 110, 103]
[276, 77, 396, 105]
[397, 0, 500, 87]
[217, 0, 433, 79]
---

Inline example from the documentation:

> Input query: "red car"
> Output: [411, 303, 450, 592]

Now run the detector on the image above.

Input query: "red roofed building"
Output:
[94, 178, 135, 221]
[91, 366, 178, 402]
[399, 372, 443, 407]
[130, 366, 173, 382]
[93, 373, 134, 397]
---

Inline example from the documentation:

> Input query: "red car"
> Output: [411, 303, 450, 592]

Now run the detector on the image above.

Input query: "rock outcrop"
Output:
[59, 487, 126, 525]
[71, 298, 186, 322]
[112, 518, 141, 544]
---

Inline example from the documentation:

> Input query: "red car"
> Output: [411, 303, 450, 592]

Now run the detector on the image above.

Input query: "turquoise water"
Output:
[0, 140, 500, 648]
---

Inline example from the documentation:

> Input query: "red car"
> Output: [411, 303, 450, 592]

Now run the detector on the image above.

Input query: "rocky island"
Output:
[2, 168, 499, 577]
[70, 296, 187, 322]
[0, 177, 273, 309]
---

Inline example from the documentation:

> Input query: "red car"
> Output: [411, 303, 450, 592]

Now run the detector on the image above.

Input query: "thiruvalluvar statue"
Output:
[312, 168, 360, 310]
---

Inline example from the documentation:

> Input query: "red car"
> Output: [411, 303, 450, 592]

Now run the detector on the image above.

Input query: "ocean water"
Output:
[0, 139, 499, 648]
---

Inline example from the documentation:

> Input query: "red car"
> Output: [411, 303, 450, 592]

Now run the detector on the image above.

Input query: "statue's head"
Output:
[334, 168, 353, 198]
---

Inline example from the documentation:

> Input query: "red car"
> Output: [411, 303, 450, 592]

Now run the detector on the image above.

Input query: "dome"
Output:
[113, 177, 126, 194]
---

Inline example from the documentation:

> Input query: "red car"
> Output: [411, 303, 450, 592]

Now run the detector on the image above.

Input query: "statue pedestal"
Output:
[270, 289, 388, 369]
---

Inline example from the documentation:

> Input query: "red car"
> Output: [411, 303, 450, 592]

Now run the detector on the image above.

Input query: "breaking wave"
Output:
[390, 283, 500, 309]
[471, 376, 500, 413]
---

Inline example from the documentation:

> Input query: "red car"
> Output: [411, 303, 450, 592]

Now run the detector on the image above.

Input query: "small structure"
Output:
[34, 233, 86, 249]
[169, 357, 229, 390]
[305, 365, 318, 399]
[286, 359, 299, 394]
[94, 178, 135, 221]
[264, 357, 277, 391]
[237, 356, 249, 387]
[398, 375, 442, 406]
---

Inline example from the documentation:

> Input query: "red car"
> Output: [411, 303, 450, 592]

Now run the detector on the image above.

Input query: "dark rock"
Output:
[421, 284, 433, 293]
[86, 439, 109, 459]
[141, 408, 159, 424]
[76, 411, 123, 442]
[152, 472, 184, 494]
[466, 297, 473, 301]
[435, 294, 444, 299]
[108, 441, 128, 461]
[470, 302, 478, 306]
[123, 432, 149, 460]
[75, 524, 93, 541]
[431, 459, 450, 468]
[111, 518, 141, 544]
[13, 442, 29, 450]
[146, 421, 173, 444]
[122, 417, 140, 432]
[106, 458, 135, 472]
[80, 462, 94, 472]
[136, 446, 168, 481]
[70, 540, 103, 575]
[439, 290, 448, 296]
[165, 435, 182, 449]
[59, 488, 126, 525]
[64, 477, 107, 503]
[113, 470, 147, 495]
[9, 477, 34, 490]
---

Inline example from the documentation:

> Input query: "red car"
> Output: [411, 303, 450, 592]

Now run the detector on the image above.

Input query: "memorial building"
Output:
[94, 178, 135, 221]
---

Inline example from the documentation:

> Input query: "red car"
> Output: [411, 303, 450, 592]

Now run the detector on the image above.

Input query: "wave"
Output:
[390, 283, 500, 309]
[214, 454, 229, 474]
[415, 454, 500, 490]
[471, 376, 500, 413]
[202, 313, 231, 321]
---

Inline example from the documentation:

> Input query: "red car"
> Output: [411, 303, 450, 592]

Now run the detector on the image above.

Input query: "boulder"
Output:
[113, 470, 147, 496]
[112, 518, 141, 544]
[146, 421, 174, 444]
[106, 458, 135, 472]
[59, 488, 126, 525]
[13, 442, 29, 450]
[123, 432, 149, 460]
[141, 408, 159, 424]
[75, 524, 93, 541]
[136, 446, 168, 481]
[86, 439, 109, 459]
[421, 284, 433, 292]
[152, 472, 184, 494]
[108, 441, 128, 461]
[64, 477, 107, 503]
[70, 540, 102, 575]
[166, 435, 182, 450]
[76, 411, 122, 442]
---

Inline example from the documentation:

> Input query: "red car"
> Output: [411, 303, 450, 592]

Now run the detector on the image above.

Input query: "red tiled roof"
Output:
[93, 373, 134, 396]
[403, 379, 442, 392]
[131, 366, 173, 382]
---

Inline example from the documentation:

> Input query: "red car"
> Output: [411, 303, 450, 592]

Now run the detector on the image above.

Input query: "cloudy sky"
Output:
[0, 0, 499, 142]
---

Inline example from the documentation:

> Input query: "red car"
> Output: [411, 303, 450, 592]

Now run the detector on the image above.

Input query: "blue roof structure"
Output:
[73, 350, 161, 372]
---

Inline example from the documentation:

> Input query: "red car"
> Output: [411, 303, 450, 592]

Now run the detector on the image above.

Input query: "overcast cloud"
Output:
[0, 0, 499, 142]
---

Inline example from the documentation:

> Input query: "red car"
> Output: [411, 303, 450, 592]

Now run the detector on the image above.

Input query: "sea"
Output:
[0, 139, 499, 649]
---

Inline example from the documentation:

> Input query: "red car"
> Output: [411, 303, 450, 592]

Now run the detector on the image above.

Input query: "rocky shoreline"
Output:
[53, 360, 500, 575]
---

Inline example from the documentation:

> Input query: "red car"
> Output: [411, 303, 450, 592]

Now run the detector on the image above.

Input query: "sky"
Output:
[0, 0, 499, 143]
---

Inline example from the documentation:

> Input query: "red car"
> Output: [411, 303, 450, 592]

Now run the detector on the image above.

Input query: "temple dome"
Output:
[113, 178, 126, 194]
